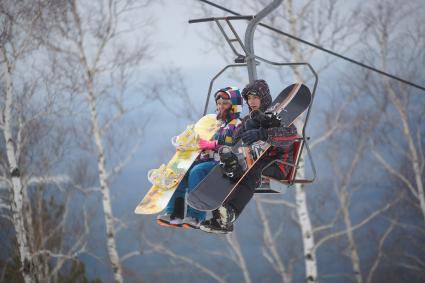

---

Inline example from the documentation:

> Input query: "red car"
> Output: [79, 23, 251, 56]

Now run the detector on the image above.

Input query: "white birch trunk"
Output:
[410, 145, 425, 220]
[1, 49, 34, 283]
[385, 85, 425, 220]
[68, 1, 124, 280]
[341, 197, 363, 283]
[396, 101, 425, 220]
[23, 178, 45, 282]
[380, 29, 425, 220]
[286, 1, 318, 276]
[284, 1, 319, 280]
[87, 87, 124, 283]
[294, 180, 317, 283]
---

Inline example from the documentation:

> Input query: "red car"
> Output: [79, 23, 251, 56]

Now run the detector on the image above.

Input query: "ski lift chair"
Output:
[189, 7, 317, 194]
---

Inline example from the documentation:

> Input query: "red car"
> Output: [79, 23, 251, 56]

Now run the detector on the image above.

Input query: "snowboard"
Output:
[134, 114, 220, 214]
[187, 83, 312, 211]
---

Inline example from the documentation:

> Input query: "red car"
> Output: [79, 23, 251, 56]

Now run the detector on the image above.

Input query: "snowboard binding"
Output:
[218, 146, 244, 179]
[147, 164, 184, 190]
[171, 124, 199, 151]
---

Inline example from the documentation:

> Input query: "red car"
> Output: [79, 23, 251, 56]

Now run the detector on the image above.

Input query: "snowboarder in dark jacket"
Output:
[200, 79, 298, 234]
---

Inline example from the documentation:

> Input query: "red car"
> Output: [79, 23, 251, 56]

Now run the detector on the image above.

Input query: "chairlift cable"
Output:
[197, 0, 425, 92]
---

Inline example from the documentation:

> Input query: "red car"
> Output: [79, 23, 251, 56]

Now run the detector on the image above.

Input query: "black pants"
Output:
[225, 159, 286, 217]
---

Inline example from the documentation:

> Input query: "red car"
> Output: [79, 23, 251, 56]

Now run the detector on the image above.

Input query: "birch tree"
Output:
[18, 184, 91, 283]
[255, 199, 293, 283]
[309, 1, 425, 281]
[40, 1, 154, 281]
[196, 1, 361, 282]
[0, 1, 92, 282]
[0, 2, 48, 282]
[311, 91, 393, 282]
[348, 1, 424, 280]
[361, 0, 425, 221]
[258, 2, 361, 281]
[311, 79, 421, 283]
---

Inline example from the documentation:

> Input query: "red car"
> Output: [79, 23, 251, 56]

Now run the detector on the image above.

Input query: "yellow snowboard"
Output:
[134, 114, 220, 214]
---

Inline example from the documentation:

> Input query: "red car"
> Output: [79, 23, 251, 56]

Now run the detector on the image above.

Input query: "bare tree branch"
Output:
[371, 147, 418, 199]
[225, 233, 252, 283]
[366, 221, 395, 283]
[145, 239, 227, 283]
[256, 196, 297, 209]
[313, 199, 399, 252]
[256, 199, 292, 282]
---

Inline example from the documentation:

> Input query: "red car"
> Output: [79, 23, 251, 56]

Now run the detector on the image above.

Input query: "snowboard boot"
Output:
[156, 197, 185, 228]
[217, 204, 236, 227]
[156, 213, 181, 228]
[199, 217, 233, 234]
[199, 205, 235, 234]
[182, 217, 202, 229]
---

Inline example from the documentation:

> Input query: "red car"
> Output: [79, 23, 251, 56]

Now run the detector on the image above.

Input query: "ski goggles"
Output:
[246, 90, 260, 97]
[216, 98, 232, 106]
[215, 91, 231, 101]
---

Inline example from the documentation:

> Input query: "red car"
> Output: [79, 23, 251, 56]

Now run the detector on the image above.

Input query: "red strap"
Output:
[278, 148, 290, 176]
[271, 135, 299, 141]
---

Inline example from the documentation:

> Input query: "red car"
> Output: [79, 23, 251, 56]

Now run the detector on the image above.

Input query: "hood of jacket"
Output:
[241, 79, 272, 112]
[214, 86, 243, 122]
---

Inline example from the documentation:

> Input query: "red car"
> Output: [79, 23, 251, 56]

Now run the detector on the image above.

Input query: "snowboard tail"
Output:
[135, 114, 220, 214]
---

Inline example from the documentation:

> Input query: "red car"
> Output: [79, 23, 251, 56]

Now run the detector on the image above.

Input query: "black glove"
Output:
[263, 113, 281, 128]
[245, 118, 260, 130]
[250, 110, 281, 128]
[241, 128, 268, 145]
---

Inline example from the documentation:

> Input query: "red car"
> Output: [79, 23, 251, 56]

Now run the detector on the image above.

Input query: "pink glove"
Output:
[198, 139, 217, 150]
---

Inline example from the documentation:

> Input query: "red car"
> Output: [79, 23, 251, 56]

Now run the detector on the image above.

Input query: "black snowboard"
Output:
[187, 83, 312, 211]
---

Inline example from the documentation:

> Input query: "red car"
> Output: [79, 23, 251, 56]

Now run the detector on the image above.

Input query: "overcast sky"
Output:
[147, 1, 223, 69]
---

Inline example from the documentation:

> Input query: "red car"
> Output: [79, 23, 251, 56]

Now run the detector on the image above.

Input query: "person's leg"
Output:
[156, 175, 187, 227]
[200, 160, 266, 233]
[226, 179, 255, 217]
[165, 181, 186, 214]
[199, 209, 233, 234]
[226, 159, 266, 217]
[183, 161, 217, 228]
